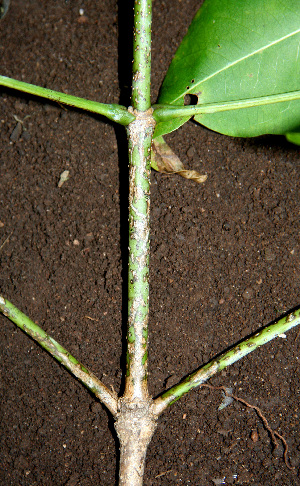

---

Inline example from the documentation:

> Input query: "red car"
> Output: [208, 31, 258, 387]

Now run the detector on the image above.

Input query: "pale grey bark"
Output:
[115, 398, 157, 486]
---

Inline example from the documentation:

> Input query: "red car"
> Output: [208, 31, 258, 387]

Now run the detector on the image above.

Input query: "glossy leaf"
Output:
[285, 131, 300, 145]
[0, 0, 10, 19]
[156, 0, 300, 138]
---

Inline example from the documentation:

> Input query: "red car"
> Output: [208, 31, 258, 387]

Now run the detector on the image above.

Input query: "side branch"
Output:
[152, 308, 300, 416]
[0, 75, 135, 125]
[0, 295, 118, 416]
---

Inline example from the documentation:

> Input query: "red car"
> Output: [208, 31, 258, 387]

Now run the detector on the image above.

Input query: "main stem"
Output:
[114, 1, 156, 485]
[125, 0, 153, 404]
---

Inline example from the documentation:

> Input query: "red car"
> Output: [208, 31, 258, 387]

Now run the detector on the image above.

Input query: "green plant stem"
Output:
[152, 90, 300, 122]
[131, 0, 152, 111]
[0, 295, 118, 416]
[124, 0, 154, 403]
[124, 108, 155, 402]
[114, 2, 157, 485]
[152, 308, 300, 415]
[0, 75, 135, 125]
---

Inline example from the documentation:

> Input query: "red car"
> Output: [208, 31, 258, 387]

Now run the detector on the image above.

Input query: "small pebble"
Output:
[84, 232, 94, 242]
[211, 478, 226, 485]
[186, 146, 196, 158]
[242, 288, 254, 300]
[10, 122, 22, 142]
[90, 402, 103, 414]
[222, 221, 231, 231]
[264, 248, 276, 262]
[250, 429, 259, 443]
[58, 170, 70, 188]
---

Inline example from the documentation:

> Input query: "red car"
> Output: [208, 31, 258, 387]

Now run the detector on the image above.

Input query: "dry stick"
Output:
[0, 230, 13, 252]
[200, 384, 295, 471]
[154, 469, 174, 479]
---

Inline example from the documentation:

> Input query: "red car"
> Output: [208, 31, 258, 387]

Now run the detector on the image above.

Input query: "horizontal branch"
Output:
[153, 90, 300, 122]
[0, 295, 118, 416]
[152, 308, 300, 416]
[0, 75, 135, 125]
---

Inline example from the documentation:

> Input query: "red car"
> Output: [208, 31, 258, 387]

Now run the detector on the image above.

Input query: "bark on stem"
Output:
[123, 0, 154, 402]
[115, 397, 157, 486]
[124, 108, 155, 401]
[114, 2, 156, 484]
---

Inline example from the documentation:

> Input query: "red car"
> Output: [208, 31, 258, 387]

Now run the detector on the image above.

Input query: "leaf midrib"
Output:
[170, 28, 300, 105]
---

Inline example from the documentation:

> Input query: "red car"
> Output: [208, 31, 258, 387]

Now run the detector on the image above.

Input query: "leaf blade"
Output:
[158, 0, 300, 137]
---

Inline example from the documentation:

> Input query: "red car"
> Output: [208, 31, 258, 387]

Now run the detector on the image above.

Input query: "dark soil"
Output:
[0, 1, 299, 485]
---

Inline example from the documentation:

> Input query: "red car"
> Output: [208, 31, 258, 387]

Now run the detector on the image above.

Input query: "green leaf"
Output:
[0, 0, 10, 19]
[156, 0, 300, 138]
[285, 131, 300, 145]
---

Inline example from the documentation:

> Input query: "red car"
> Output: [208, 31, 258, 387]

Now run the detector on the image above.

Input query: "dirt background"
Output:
[0, 1, 299, 485]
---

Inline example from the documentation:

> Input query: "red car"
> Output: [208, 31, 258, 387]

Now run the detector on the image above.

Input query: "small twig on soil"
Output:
[0, 231, 13, 253]
[200, 384, 295, 471]
[84, 315, 98, 321]
[154, 469, 174, 479]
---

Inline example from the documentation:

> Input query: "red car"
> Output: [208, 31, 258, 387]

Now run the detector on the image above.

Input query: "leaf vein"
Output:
[172, 28, 300, 104]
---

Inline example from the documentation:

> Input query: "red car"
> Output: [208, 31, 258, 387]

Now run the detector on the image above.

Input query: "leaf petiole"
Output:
[153, 90, 300, 123]
[0, 75, 135, 125]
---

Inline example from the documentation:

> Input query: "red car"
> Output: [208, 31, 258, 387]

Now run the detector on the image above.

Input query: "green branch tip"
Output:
[0, 75, 135, 125]
[0, 295, 118, 416]
[153, 308, 300, 415]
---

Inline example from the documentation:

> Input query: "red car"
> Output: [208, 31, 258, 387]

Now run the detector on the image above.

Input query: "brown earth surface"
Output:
[0, 1, 299, 485]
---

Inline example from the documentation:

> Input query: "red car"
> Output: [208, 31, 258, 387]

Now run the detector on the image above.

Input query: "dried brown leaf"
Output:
[151, 136, 207, 184]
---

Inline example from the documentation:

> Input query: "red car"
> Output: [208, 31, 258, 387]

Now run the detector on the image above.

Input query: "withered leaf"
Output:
[151, 135, 207, 184]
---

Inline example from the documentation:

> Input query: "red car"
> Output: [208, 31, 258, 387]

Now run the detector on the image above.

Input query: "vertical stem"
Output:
[115, 3, 157, 484]
[131, 0, 152, 111]
[124, 0, 154, 401]
[115, 398, 157, 486]
[125, 110, 154, 401]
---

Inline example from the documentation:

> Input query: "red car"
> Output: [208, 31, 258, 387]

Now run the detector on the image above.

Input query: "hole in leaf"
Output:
[184, 94, 198, 105]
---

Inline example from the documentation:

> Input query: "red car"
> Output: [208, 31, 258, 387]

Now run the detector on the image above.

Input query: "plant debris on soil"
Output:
[0, 1, 299, 485]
